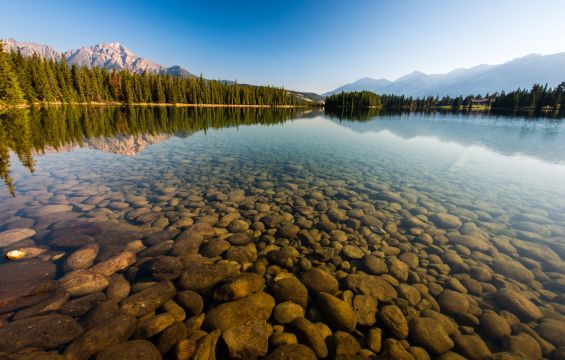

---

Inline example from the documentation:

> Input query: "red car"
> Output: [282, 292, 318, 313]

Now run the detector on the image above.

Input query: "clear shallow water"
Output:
[0, 107, 564, 358]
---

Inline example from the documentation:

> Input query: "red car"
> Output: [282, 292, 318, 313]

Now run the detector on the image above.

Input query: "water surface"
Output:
[0, 106, 564, 358]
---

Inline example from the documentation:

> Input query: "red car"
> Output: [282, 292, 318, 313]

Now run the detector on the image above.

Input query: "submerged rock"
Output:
[213, 272, 265, 302]
[0, 228, 36, 248]
[222, 320, 273, 359]
[177, 257, 240, 292]
[63, 314, 137, 360]
[300, 267, 339, 294]
[317, 292, 357, 332]
[0, 314, 83, 354]
[289, 317, 328, 358]
[120, 281, 176, 317]
[203, 292, 275, 332]
[264, 344, 317, 360]
[495, 288, 542, 322]
[94, 340, 161, 360]
[344, 273, 397, 301]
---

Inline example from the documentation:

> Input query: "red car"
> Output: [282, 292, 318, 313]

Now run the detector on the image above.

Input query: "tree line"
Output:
[0, 41, 299, 107]
[325, 83, 565, 112]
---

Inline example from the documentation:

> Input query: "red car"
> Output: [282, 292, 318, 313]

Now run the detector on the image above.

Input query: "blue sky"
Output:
[2, 0, 565, 93]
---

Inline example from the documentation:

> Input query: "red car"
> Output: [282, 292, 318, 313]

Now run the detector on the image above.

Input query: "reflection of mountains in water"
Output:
[0, 106, 309, 196]
[329, 112, 565, 164]
[37, 133, 174, 156]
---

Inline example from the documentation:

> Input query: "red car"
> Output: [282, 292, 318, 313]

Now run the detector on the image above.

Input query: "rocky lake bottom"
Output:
[0, 107, 564, 359]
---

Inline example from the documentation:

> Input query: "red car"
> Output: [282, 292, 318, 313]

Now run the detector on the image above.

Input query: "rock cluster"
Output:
[0, 138, 564, 360]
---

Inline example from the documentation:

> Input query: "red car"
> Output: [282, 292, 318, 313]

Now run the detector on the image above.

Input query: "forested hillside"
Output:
[325, 84, 565, 112]
[0, 41, 298, 107]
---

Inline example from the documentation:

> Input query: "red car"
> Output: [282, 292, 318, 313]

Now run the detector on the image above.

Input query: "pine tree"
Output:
[0, 40, 25, 105]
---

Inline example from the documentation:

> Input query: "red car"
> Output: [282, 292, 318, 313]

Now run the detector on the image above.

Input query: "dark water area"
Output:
[0, 106, 564, 359]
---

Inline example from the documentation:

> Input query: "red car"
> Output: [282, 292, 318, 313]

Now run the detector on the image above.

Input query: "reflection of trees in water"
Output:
[0, 109, 35, 196]
[0, 106, 303, 196]
[325, 107, 565, 121]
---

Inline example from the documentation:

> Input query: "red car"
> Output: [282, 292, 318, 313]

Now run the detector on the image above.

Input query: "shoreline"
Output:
[0, 102, 317, 110]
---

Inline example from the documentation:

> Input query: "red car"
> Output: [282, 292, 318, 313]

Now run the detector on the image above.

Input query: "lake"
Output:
[0, 106, 564, 359]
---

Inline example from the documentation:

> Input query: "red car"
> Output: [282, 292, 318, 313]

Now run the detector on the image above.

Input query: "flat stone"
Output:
[91, 251, 136, 276]
[438, 290, 469, 315]
[503, 333, 542, 360]
[23, 205, 73, 218]
[0, 280, 57, 315]
[0, 228, 36, 248]
[120, 281, 176, 317]
[58, 292, 106, 317]
[273, 301, 305, 324]
[79, 301, 121, 330]
[432, 213, 462, 229]
[363, 254, 388, 274]
[0, 259, 56, 296]
[12, 288, 69, 320]
[278, 224, 300, 238]
[222, 320, 273, 359]
[353, 294, 377, 326]
[176, 290, 204, 316]
[511, 239, 561, 262]
[327, 331, 361, 358]
[388, 258, 410, 281]
[537, 319, 565, 347]
[140, 313, 175, 338]
[63, 314, 137, 360]
[453, 334, 491, 360]
[214, 273, 265, 302]
[200, 238, 231, 257]
[270, 277, 309, 308]
[480, 311, 511, 341]
[342, 245, 365, 259]
[59, 270, 109, 297]
[0, 314, 83, 354]
[300, 268, 339, 294]
[228, 220, 249, 233]
[106, 274, 131, 302]
[94, 340, 161, 360]
[140, 256, 182, 281]
[495, 288, 543, 322]
[156, 321, 187, 354]
[492, 258, 535, 282]
[344, 274, 397, 302]
[64, 244, 99, 271]
[449, 235, 490, 251]
[178, 257, 240, 292]
[409, 317, 454, 355]
[203, 292, 275, 332]
[227, 233, 252, 246]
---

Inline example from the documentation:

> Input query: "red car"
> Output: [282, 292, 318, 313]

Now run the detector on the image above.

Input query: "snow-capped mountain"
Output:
[2, 38, 194, 77]
[325, 52, 565, 97]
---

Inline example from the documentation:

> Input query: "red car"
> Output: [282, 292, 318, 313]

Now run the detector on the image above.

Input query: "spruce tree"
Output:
[0, 40, 25, 105]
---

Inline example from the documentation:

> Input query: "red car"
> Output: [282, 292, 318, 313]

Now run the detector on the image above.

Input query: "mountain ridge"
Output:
[3, 38, 195, 78]
[324, 52, 565, 97]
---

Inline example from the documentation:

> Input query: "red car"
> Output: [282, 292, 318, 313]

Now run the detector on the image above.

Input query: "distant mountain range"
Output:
[324, 52, 565, 97]
[3, 38, 194, 77]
